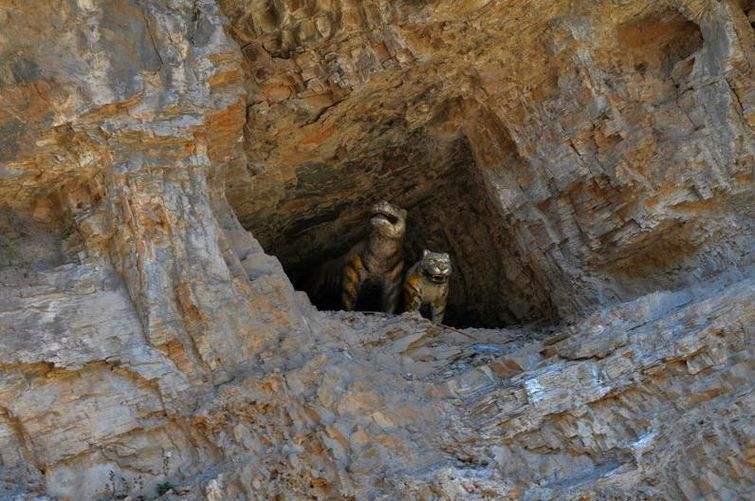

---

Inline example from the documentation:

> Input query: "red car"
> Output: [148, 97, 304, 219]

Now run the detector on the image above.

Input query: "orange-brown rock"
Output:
[0, 0, 752, 499]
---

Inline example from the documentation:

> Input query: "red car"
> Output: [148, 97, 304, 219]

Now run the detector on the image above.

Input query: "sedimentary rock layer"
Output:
[0, 0, 752, 499]
[223, 0, 753, 326]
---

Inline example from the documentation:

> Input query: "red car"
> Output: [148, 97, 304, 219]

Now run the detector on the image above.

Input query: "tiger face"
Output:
[420, 250, 452, 284]
[370, 200, 407, 240]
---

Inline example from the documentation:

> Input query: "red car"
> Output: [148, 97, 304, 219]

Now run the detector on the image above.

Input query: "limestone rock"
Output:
[0, 0, 752, 499]
[223, 0, 754, 327]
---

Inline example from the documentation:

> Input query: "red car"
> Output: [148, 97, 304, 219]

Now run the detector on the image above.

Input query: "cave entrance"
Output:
[235, 133, 556, 328]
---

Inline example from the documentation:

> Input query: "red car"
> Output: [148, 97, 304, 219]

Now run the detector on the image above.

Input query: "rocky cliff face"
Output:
[0, 0, 752, 499]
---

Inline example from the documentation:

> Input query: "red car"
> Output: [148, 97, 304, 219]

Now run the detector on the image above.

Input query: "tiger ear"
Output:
[422, 249, 430, 258]
[442, 253, 450, 260]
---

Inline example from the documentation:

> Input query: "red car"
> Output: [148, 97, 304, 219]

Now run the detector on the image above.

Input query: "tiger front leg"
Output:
[381, 277, 401, 314]
[341, 262, 364, 311]
[429, 302, 446, 324]
[403, 287, 423, 314]
[430, 291, 448, 324]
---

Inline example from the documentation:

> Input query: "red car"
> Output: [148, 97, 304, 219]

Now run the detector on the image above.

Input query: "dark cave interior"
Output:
[238, 133, 557, 328]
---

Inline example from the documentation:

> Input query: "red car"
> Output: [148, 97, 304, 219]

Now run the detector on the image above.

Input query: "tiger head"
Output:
[370, 200, 407, 240]
[420, 249, 452, 284]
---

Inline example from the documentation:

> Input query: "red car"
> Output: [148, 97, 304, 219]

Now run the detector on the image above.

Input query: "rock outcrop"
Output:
[0, 0, 752, 499]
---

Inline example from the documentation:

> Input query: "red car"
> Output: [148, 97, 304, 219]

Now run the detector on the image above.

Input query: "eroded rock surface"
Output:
[222, 0, 753, 326]
[0, 0, 752, 499]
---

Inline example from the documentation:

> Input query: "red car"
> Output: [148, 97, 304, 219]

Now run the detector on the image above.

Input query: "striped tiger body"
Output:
[403, 250, 452, 323]
[303, 201, 406, 313]
[340, 201, 407, 313]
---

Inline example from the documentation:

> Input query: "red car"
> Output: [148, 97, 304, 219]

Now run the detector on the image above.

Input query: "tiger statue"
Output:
[303, 201, 407, 313]
[403, 249, 452, 323]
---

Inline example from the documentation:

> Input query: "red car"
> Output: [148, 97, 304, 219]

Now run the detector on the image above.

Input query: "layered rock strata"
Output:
[0, 0, 752, 499]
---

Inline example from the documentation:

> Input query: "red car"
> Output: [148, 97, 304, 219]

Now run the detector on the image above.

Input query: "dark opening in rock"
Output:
[617, 9, 704, 81]
[0, 207, 80, 286]
[233, 132, 557, 328]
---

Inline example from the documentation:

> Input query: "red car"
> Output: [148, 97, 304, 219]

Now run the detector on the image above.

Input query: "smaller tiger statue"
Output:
[403, 249, 452, 323]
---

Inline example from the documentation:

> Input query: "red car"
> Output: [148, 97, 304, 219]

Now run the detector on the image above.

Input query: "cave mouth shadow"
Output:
[242, 135, 558, 329]
[302, 275, 385, 314]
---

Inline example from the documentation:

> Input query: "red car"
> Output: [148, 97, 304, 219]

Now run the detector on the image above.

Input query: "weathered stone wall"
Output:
[0, 1, 311, 497]
[222, 0, 753, 323]
[0, 0, 752, 499]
